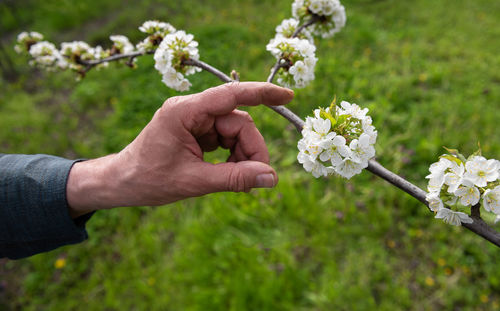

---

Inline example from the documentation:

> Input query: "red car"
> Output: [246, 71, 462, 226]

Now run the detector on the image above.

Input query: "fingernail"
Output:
[255, 173, 275, 188]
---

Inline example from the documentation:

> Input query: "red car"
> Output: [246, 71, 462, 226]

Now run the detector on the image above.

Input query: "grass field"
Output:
[1, 0, 500, 310]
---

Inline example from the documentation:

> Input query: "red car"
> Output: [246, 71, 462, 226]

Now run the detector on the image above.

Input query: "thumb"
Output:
[195, 161, 278, 194]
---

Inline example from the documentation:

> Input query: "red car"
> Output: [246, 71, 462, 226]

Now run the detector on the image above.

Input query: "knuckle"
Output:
[237, 110, 253, 123]
[159, 96, 182, 115]
[221, 83, 238, 104]
[227, 167, 247, 192]
[162, 96, 182, 108]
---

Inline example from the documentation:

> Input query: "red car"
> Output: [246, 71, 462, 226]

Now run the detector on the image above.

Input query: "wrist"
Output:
[66, 154, 122, 218]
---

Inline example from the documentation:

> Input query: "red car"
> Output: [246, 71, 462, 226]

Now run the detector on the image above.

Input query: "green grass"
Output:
[1, 0, 500, 310]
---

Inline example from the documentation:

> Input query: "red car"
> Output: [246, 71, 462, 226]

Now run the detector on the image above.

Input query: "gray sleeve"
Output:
[0, 154, 93, 259]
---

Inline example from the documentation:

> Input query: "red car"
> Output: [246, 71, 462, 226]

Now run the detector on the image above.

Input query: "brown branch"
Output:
[366, 160, 428, 206]
[189, 58, 500, 248]
[47, 23, 500, 247]
[291, 14, 321, 37]
[366, 161, 500, 247]
[471, 202, 481, 218]
[182, 58, 232, 83]
[77, 50, 155, 73]
[184, 58, 306, 132]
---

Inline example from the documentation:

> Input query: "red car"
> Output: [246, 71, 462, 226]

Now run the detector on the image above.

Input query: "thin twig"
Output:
[182, 59, 232, 83]
[77, 50, 155, 73]
[184, 59, 306, 131]
[291, 14, 321, 38]
[82, 50, 154, 66]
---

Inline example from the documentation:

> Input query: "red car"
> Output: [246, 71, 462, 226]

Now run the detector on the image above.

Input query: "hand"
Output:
[66, 82, 294, 217]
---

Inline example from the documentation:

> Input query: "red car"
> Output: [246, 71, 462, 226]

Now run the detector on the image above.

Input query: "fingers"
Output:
[196, 127, 219, 152]
[190, 82, 294, 116]
[193, 160, 278, 194]
[215, 110, 269, 163]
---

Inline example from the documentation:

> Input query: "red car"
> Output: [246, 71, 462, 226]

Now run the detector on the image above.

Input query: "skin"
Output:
[66, 82, 294, 218]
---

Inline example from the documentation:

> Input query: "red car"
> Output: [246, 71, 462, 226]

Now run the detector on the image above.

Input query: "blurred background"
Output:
[1, 0, 500, 309]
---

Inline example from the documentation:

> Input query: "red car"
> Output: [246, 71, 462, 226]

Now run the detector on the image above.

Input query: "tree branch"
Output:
[50, 24, 500, 248]
[291, 14, 321, 38]
[182, 58, 233, 83]
[187, 58, 500, 248]
[77, 50, 155, 73]
[366, 160, 500, 247]
[184, 58, 306, 131]
[366, 160, 428, 206]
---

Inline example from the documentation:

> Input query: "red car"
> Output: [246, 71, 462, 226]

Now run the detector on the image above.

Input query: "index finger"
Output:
[189, 82, 294, 116]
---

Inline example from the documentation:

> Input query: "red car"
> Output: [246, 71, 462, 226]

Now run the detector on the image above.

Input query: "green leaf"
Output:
[440, 154, 463, 165]
[337, 114, 349, 125]
[329, 95, 337, 112]
[319, 109, 337, 127]
[442, 146, 467, 163]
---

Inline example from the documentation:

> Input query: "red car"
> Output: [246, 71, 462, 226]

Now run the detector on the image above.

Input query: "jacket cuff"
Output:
[0, 154, 93, 259]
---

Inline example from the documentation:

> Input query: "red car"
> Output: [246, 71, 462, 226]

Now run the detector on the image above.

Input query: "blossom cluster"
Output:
[292, 0, 346, 39]
[275, 18, 314, 43]
[14, 31, 43, 54]
[266, 37, 317, 88]
[153, 30, 201, 91]
[426, 151, 500, 226]
[16, 20, 201, 91]
[110, 35, 134, 55]
[60, 41, 108, 71]
[297, 101, 377, 179]
[17, 35, 113, 72]
[136, 20, 176, 52]
[28, 41, 67, 71]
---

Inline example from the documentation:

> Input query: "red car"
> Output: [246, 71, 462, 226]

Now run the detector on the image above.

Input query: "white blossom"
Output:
[298, 151, 329, 178]
[336, 157, 365, 179]
[435, 207, 473, 226]
[60, 41, 95, 64]
[349, 133, 375, 163]
[340, 101, 368, 119]
[297, 102, 376, 179]
[319, 135, 350, 165]
[426, 151, 500, 226]
[137, 20, 176, 52]
[444, 162, 465, 194]
[464, 156, 499, 187]
[266, 37, 317, 88]
[495, 215, 500, 224]
[28, 41, 67, 70]
[15, 31, 43, 53]
[292, 0, 346, 39]
[59, 41, 100, 71]
[109, 35, 134, 54]
[483, 186, 500, 214]
[454, 179, 480, 206]
[139, 20, 176, 36]
[425, 192, 444, 212]
[153, 30, 201, 91]
[425, 157, 453, 193]
[275, 18, 313, 42]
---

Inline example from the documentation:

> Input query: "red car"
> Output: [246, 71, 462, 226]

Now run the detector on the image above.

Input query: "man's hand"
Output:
[66, 82, 294, 217]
